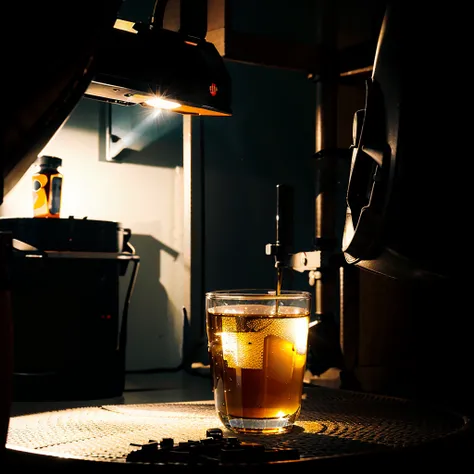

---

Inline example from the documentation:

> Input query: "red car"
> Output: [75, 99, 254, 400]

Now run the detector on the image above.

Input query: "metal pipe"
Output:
[182, 115, 206, 367]
[313, 0, 338, 317]
[180, 0, 208, 40]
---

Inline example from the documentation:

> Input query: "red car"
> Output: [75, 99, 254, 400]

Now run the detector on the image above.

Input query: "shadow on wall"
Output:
[110, 129, 183, 167]
[122, 234, 182, 372]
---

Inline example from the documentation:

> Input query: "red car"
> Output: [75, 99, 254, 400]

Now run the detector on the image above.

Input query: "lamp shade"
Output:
[84, 26, 232, 117]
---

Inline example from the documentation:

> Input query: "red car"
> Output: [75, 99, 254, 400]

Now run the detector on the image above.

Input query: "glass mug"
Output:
[206, 289, 311, 434]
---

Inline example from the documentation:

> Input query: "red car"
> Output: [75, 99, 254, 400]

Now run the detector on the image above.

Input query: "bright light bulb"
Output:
[144, 97, 181, 109]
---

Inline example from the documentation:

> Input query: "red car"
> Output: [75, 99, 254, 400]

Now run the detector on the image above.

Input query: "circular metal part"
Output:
[5, 385, 472, 469]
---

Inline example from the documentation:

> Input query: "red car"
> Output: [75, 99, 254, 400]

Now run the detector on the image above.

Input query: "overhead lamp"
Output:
[84, 15, 232, 117]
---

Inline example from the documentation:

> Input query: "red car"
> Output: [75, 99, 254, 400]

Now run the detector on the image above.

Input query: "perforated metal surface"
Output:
[6, 385, 471, 465]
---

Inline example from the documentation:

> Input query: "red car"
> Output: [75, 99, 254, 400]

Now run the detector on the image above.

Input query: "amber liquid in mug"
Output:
[207, 304, 309, 429]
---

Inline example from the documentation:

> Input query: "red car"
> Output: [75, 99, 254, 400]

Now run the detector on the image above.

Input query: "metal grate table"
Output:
[5, 385, 472, 470]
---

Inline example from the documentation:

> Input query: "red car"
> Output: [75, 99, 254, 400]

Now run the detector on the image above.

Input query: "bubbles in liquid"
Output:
[220, 331, 265, 369]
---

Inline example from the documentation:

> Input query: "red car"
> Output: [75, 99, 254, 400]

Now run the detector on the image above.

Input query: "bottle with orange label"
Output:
[32, 156, 63, 218]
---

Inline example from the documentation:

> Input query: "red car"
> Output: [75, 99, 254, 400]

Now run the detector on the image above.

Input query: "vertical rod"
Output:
[190, 117, 204, 344]
[98, 102, 112, 162]
[275, 184, 294, 256]
[182, 115, 192, 357]
[275, 184, 294, 296]
[180, 0, 208, 39]
[182, 114, 205, 366]
[313, 0, 338, 317]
